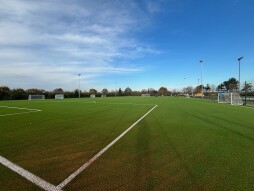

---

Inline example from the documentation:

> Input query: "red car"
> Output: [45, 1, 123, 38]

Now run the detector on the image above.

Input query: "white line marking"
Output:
[0, 106, 41, 117]
[0, 111, 41, 117]
[0, 155, 61, 191]
[241, 105, 254, 110]
[56, 104, 158, 189]
[0, 106, 41, 111]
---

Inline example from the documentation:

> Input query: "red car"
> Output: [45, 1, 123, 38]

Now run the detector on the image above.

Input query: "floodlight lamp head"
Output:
[238, 57, 243, 61]
[200, 60, 203, 63]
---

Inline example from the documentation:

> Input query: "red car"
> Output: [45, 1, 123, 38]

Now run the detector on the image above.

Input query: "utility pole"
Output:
[78, 74, 81, 98]
[238, 57, 243, 93]
[200, 60, 204, 96]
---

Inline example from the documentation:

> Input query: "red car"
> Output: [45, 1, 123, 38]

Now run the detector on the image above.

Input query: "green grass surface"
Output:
[0, 97, 254, 191]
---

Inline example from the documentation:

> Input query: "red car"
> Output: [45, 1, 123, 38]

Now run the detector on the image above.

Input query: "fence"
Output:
[191, 95, 254, 107]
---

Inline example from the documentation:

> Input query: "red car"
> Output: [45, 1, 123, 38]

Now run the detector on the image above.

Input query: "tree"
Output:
[89, 89, 97, 94]
[11, 88, 26, 100]
[210, 84, 216, 92]
[223, 78, 238, 91]
[158, 87, 168, 96]
[148, 88, 157, 96]
[101, 88, 108, 95]
[185, 86, 193, 94]
[242, 82, 253, 92]
[26, 88, 45, 95]
[53, 88, 64, 94]
[204, 84, 211, 93]
[124, 87, 132, 96]
[118, 88, 122, 96]
[74, 89, 80, 97]
[0, 86, 11, 100]
[217, 83, 225, 92]
[194, 85, 201, 94]
[141, 89, 148, 94]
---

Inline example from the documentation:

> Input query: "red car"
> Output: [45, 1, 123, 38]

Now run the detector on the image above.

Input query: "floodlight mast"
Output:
[200, 60, 204, 96]
[78, 74, 81, 98]
[238, 57, 243, 93]
[184, 77, 186, 94]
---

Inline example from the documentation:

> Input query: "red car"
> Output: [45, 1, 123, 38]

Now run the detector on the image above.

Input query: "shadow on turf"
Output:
[188, 113, 254, 143]
[134, 119, 154, 190]
[151, 114, 204, 190]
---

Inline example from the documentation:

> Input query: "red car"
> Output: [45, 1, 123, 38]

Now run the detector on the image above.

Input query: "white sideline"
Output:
[0, 106, 41, 117]
[0, 155, 61, 191]
[56, 104, 158, 189]
[0, 111, 41, 117]
[0, 106, 41, 111]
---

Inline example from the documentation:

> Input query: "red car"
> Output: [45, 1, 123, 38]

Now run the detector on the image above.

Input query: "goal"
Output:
[55, 94, 64, 99]
[90, 94, 95, 98]
[218, 93, 231, 104]
[218, 93, 243, 105]
[28, 95, 45, 100]
[141, 94, 150, 97]
[231, 92, 243, 105]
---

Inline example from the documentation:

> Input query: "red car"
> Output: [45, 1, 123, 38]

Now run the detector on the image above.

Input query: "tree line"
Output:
[0, 86, 174, 100]
[183, 77, 253, 96]
[1, 77, 253, 100]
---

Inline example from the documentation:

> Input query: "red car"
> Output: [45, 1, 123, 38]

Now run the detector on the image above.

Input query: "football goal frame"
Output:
[28, 95, 45, 100]
[55, 94, 64, 99]
[218, 92, 243, 105]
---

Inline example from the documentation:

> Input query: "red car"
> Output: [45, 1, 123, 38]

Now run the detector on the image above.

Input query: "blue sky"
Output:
[0, 0, 253, 91]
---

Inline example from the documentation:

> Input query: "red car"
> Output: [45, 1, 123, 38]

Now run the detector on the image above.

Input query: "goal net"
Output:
[231, 93, 243, 105]
[28, 95, 45, 100]
[55, 94, 64, 99]
[141, 94, 150, 97]
[218, 93, 243, 105]
[218, 93, 231, 103]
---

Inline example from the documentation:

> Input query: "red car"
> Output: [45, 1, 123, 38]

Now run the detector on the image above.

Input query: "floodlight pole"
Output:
[115, 82, 117, 96]
[200, 60, 204, 96]
[78, 74, 81, 98]
[238, 57, 243, 93]
[184, 77, 186, 94]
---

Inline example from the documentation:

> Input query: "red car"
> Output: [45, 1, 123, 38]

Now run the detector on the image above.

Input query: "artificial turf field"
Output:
[0, 97, 254, 191]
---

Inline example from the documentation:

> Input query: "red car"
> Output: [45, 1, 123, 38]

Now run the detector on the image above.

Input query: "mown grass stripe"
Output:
[56, 104, 158, 189]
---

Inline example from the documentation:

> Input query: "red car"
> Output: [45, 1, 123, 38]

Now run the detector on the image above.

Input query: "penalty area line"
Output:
[56, 104, 158, 190]
[0, 106, 42, 117]
[0, 106, 41, 111]
[0, 155, 61, 191]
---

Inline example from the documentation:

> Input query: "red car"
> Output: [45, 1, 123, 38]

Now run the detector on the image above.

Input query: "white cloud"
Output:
[0, 0, 158, 90]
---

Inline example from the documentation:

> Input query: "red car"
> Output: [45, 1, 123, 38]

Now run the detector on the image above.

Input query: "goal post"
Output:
[218, 92, 243, 105]
[218, 93, 231, 104]
[55, 94, 64, 99]
[28, 95, 45, 100]
[141, 94, 150, 97]
[231, 92, 243, 105]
